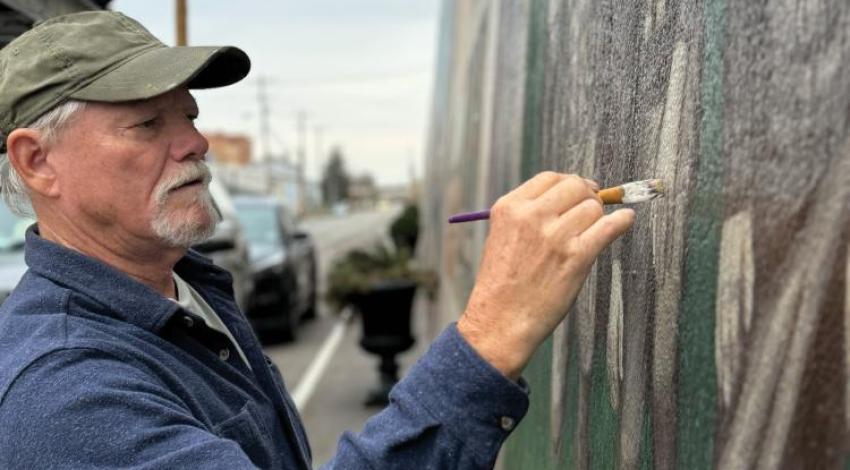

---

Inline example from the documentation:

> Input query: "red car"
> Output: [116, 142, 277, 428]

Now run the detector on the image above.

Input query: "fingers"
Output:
[535, 174, 597, 216]
[509, 171, 600, 202]
[576, 208, 635, 258]
[583, 178, 600, 192]
[509, 171, 567, 200]
[551, 198, 604, 239]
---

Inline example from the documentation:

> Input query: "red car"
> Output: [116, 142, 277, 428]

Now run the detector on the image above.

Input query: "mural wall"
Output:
[420, 0, 850, 468]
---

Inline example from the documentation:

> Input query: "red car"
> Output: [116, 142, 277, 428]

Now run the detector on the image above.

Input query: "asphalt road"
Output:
[262, 206, 431, 467]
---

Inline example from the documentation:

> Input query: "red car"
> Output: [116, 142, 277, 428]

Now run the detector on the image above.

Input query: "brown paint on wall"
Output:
[717, 152, 850, 469]
[785, 239, 849, 468]
[846, 246, 850, 432]
[714, 1, 850, 466]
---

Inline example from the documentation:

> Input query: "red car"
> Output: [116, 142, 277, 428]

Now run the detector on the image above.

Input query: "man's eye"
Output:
[137, 117, 159, 129]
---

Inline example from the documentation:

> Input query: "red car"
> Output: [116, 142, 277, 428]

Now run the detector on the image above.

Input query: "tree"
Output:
[321, 147, 350, 205]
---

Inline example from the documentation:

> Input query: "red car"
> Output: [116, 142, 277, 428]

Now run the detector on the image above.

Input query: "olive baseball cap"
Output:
[0, 10, 250, 141]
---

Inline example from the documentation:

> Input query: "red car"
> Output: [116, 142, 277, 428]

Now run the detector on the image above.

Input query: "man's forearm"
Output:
[321, 324, 529, 469]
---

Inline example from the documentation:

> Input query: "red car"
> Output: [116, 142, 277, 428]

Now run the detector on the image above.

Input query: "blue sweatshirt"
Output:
[0, 227, 529, 469]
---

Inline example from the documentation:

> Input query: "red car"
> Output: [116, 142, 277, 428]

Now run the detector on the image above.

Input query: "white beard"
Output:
[150, 162, 221, 248]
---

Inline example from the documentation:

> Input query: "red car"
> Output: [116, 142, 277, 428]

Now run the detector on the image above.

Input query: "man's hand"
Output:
[457, 172, 635, 380]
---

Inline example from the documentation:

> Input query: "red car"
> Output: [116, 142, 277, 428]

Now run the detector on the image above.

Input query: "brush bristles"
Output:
[620, 179, 665, 204]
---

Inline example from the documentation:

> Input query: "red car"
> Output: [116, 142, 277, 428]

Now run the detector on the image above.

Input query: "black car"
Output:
[192, 178, 253, 312]
[233, 196, 317, 341]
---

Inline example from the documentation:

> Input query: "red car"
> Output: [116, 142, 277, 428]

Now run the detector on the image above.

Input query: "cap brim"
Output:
[70, 45, 250, 102]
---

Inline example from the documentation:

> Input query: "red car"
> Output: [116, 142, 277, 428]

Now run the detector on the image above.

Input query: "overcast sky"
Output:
[110, 0, 442, 186]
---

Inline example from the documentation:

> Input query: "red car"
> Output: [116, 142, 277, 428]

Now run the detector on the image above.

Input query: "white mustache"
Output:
[155, 162, 212, 205]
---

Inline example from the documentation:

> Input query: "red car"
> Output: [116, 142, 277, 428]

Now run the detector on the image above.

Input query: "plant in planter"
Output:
[389, 203, 419, 253]
[326, 243, 435, 309]
[326, 205, 436, 406]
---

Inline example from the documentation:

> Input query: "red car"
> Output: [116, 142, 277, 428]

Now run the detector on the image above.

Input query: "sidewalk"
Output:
[300, 293, 434, 467]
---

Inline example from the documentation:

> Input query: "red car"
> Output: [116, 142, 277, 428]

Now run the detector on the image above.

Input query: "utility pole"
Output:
[313, 125, 324, 184]
[257, 76, 272, 163]
[175, 0, 187, 46]
[256, 76, 274, 194]
[408, 147, 417, 201]
[295, 110, 308, 215]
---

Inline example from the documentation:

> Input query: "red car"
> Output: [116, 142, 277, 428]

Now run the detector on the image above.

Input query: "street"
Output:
[263, 206, 431, 466]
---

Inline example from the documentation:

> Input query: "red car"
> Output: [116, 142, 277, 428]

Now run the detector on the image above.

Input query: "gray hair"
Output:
[0, 100, 87, 218]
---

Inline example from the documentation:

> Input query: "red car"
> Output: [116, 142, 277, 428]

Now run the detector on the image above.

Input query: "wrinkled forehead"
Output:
[40, 87, 200, 149]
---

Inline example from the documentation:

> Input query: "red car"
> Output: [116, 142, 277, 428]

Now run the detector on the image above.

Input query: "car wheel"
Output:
[302, 260, 318, 320]
[277, 275, 298, 342]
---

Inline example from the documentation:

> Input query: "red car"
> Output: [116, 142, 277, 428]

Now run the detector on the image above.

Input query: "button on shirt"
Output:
[0, 226, 530, 469]
[172, 271, 250, 369]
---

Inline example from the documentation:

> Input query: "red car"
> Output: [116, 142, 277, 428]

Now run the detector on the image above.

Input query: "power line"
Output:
[263, 68, 431, 87]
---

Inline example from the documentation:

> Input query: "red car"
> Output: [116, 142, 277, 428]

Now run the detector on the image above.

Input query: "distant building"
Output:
[380, 182, 419, 204]
[204, 132, 252, 166]
[348, 174, 379, 208]
[210, 158, 307, 213]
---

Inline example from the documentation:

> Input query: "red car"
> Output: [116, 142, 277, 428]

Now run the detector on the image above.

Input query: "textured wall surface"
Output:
[421, 0, 850, 468]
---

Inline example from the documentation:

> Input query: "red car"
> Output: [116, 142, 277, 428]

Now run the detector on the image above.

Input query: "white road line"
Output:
[291, 307, 353, 412]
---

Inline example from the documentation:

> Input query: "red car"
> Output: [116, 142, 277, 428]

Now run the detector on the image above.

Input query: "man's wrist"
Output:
[456, 315, 528, 381]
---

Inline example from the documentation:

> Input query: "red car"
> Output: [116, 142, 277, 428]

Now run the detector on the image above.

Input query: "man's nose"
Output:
[171, 118, 209, 161]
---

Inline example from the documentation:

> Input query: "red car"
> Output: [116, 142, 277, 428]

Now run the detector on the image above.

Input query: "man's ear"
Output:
[5, 128, 59, 198]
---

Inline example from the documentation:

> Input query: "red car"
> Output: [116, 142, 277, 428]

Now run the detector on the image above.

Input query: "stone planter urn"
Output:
[349, 279, 417, 407]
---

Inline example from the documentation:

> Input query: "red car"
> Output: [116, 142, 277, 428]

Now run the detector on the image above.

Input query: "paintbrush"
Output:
[447, 178, 665, 223]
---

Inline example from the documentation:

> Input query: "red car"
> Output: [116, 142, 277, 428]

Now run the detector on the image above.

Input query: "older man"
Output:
[0, 10, 633, 470]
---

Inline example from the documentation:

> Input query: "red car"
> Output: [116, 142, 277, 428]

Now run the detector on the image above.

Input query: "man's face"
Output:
[49, 88, 220, 249]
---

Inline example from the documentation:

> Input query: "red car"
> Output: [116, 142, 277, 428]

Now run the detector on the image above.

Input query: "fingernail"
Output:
[584, 178, 600, 191]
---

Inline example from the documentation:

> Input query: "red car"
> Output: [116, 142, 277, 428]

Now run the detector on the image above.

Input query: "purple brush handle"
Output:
[448, 209, 491, 223]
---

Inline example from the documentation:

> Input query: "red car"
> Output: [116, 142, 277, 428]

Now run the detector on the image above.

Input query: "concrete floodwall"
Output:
[420, 0, 850, 468]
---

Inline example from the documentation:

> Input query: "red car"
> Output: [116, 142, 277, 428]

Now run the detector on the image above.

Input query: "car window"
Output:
[234, 205, 281, 245]
[279, 207, 297, 236]
[0, 204, 30, 252]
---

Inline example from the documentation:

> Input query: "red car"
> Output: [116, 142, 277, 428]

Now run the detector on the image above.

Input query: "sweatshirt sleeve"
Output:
[321, 323, 530, 469]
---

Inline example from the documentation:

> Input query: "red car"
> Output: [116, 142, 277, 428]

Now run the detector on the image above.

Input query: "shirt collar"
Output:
[23, 224, 229, 334]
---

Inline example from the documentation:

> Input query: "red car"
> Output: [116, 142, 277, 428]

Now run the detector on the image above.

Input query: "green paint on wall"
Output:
[520, 0, 547, 179]
[676, 0, 725, 468]
[503, 337, 554, 470]
[558, 319, 580, 468]
[588, 331, 619, 469]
